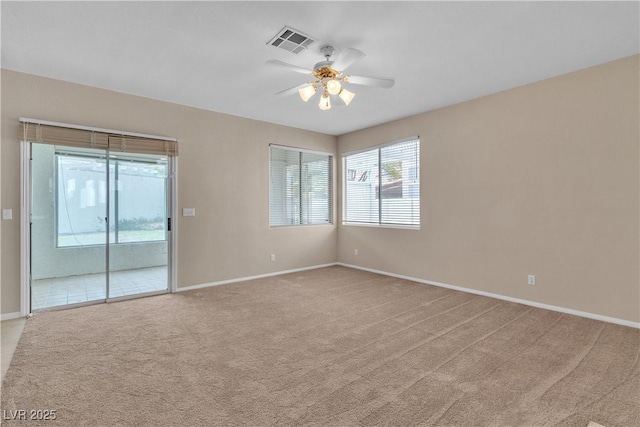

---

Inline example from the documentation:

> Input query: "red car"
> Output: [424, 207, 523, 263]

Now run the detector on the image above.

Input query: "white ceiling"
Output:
[2, 1, 638, 136]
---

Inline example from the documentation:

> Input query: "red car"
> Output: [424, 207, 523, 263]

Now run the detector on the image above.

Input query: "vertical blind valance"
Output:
[19, 122, 178, 156]
[107, 136, 178, 156]
[19, 122, 109, 149]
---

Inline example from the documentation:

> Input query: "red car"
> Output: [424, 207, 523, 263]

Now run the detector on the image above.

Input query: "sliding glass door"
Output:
[107, 153, 169, 298]
[31, 144, 108, 309]
[30, 143, 170, 311]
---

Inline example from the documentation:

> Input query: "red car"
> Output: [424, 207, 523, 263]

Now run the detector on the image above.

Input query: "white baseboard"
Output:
[177, 263, 339, 293]
[337, 263, 640, 329]
[8, 261, 634, 329]
[1, 312, 24, 321]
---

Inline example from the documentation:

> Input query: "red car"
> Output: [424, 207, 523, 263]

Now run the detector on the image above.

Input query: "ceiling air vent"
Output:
[267, 26, 316, 54]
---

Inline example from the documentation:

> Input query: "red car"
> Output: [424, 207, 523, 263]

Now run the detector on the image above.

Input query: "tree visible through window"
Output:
[269, 146, 333, 227]
[343, 138, 420, 227]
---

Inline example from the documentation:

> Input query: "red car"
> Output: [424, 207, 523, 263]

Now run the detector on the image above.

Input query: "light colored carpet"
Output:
[1, 266, 638, 426]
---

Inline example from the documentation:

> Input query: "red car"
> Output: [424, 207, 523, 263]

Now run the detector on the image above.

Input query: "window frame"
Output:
[269, 144, 334, 228]
[342, 136, 420, 229]
[54, 150, 168, 248]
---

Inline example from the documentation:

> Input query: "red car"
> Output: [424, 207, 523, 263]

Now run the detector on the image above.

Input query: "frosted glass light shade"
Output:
[298, 85, 317, 102]
[326, 79, 342, 95]
[338, 89, 355, 105]
[319, 93, 331, 110]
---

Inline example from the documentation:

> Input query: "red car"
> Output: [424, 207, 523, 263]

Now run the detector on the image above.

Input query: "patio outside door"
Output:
[30, 142, 170, 311]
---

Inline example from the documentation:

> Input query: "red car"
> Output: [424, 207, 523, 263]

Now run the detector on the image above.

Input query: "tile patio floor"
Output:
[31, 266, 167, 310]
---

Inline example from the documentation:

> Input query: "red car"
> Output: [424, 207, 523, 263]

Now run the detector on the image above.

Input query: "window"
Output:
[269, 145, 333, 227]
[56, 152, 167, 247]
[343, 137, 420, 227]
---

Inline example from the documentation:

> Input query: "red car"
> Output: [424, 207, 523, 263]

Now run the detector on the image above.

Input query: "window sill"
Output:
[270, 223, 335, 229]
[341, 222, 420, 231]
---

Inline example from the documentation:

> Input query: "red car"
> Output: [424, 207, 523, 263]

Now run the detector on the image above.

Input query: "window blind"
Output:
[269, 145, 333, 227]
[108, 136, 178, 156]
[19, 121, 178, 156]
[343, 137, 420, 227]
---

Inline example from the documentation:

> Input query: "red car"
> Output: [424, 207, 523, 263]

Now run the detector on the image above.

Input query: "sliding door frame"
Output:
[20, 141, 177, 315]
[20, 141, 31, 316]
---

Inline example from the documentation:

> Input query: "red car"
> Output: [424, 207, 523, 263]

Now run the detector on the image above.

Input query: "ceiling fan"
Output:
[266, 46, 394, 111]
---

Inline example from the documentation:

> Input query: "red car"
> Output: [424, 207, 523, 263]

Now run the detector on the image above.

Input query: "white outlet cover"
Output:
[2, 209, 12, 220]
[182, 208, 195, 217]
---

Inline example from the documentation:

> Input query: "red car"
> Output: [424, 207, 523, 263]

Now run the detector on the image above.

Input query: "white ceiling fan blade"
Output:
[331, 48, 365, 72]
[266, 60, 312, 75]
[347, 75, 395, 89]
[275, 82, 311, 97]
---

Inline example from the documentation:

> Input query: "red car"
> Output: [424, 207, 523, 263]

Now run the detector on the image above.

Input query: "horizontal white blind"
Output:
[343, 149, 379, 224]
[270, 146, 332, 227]
[344, 138, 419, 227]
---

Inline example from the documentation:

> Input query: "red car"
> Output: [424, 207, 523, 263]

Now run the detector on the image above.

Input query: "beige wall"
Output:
[338, 55, 639, 323]
[1, 70, 337, 315]
[2, 55, 638, 323]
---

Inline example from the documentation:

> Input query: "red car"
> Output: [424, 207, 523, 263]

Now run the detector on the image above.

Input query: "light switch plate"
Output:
[2, 209, 12, 220]
[182, 208, 196, 217]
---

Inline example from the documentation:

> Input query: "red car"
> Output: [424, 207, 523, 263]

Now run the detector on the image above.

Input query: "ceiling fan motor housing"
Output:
[319, 45, 335, 58]
[313, 61, 339, 80]
[313, 46, 341, 80]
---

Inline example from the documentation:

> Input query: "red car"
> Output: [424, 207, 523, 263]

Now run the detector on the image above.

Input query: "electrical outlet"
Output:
[2, 209, 12, 220]
[270, 254, 276, 262]
[528, 275, 536, 285]
[354, 249, 359, 256]
[182, 208, 196, 217]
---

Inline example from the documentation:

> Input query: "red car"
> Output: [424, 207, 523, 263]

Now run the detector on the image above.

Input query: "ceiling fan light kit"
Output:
[268, 44, 394, 111]
[298, 84, 317, 102]
[338, 88, 355, 106]
[319, 92, 331, 110]
[326, 79, 342, 95]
